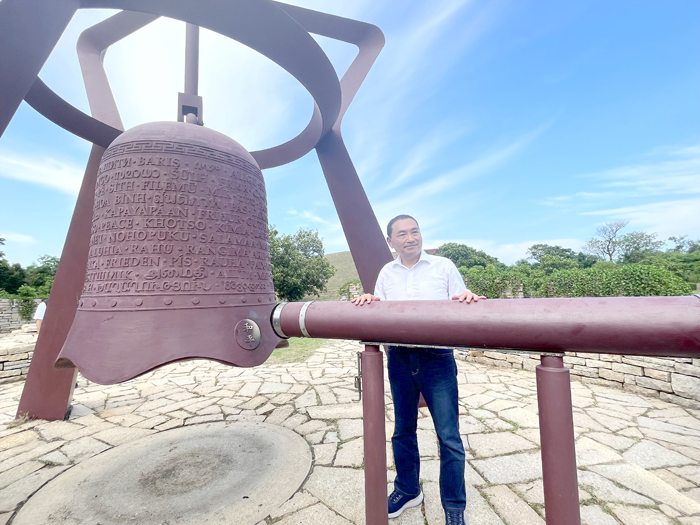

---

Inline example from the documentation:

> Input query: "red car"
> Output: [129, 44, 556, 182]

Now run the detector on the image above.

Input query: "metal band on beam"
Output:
[299, 301, 315, 338]
[271, 303, 289, 339]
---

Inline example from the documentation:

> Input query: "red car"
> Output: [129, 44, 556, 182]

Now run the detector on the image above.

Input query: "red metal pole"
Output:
[362, 344, 388, 525]
[17, 145, 103, 420]
[276, 298, 700, 358]
[537, 355, 580, 525]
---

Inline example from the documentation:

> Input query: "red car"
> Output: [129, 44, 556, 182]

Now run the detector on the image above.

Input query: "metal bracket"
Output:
[354, 351, 362, 402]
[177, 92, 203, 125]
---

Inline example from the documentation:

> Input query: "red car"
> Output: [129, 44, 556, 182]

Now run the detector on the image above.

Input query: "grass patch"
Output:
[302, 251, 360, 301]
[5, 414, 31, 429]
[265, 338, 326, 365]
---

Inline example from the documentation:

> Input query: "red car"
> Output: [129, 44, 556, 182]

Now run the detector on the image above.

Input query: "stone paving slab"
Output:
[0, 340, 697, 524]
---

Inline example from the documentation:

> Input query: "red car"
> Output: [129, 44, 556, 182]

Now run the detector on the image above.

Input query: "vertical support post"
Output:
[184, 23, 199, 124]
[17, 145, 104, 421]
[536, 355, 581, 525]
[362, 344, 388, 525]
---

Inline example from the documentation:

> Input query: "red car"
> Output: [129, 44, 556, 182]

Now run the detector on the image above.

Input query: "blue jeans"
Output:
[387, 346, 466, 512]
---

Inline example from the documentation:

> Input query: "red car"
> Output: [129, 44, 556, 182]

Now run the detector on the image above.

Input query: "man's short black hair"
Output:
[387, 215, 419, 237]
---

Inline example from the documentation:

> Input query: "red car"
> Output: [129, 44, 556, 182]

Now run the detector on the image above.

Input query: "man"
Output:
[353, 215, 484, 525]
[33, 299, 47, 333]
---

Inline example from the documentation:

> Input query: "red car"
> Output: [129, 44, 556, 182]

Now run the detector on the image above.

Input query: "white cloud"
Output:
[0, 233, 37, 245]
[288, 209, 330, 225]
[0, 152, 83, 195]
[539, 192, 616, 208]
[539, 142, 700, 225]
[374, 122, 549, 219]
[349, 0, 506, 182]
[582, 198, 700, 240]
[571, 142, 700, 198]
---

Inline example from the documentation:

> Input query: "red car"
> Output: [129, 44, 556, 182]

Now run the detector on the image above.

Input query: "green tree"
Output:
[25, 255, 60, 288]
[668, 235, 700, 254]
[538, 255, 579, 275]
[583, 220, 629, 262]
[0, 261, 26, 294]
[527, 244, 578, 262]
[269, 226, 335, 302]
[438, 243, 505, 270]
[619, 231, 664, 263]
[460, 262, 692, 299]
[576, 252, 600, 268]
[653, 251, 700, 284]
[460, 264, 536, 299]
[16, 285, 39, 321]
[338, 278, 362, 299]
[0, 237, 5, 259]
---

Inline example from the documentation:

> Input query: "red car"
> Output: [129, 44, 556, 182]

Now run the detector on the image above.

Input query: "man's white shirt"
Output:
[33, 301, 46, 320]
[374, 251, 468, 301]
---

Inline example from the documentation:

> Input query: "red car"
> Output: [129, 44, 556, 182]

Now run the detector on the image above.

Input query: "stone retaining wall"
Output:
[0, 326, 37, 384]
[457, 349, 700, 409]
[0, 299, 41, 333]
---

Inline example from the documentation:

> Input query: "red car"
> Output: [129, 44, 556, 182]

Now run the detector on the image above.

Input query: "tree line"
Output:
[440, 221, 698, 298]
[3, 221, 697, 305]
[0, 238, 58, 298]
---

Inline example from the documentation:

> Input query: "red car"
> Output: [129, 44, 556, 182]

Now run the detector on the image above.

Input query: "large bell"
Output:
[56, 122, 281, 384]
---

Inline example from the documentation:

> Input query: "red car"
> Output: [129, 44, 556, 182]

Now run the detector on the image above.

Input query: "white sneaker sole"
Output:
[388, 491, 424, 518]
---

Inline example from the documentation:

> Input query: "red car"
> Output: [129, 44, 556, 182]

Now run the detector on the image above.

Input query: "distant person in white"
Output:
[33, 300, 47, 333]
[352, 215, 484, 525]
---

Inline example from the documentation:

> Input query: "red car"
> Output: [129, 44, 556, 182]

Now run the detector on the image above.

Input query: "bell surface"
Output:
[56, 122, 281, 384]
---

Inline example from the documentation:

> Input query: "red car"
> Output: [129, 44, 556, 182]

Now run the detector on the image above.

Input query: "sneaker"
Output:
[388, 489, 423, 518]
[445, 509, 466, 525]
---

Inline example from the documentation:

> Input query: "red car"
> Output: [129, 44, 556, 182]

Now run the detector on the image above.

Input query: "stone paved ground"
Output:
[0, 339, 699, 524]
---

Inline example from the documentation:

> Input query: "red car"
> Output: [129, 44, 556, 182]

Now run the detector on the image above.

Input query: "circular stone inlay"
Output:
[14, 422, 312, 525]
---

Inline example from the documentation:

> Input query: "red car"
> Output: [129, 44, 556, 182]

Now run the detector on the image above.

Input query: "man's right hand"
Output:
[352, 294, 380, 306]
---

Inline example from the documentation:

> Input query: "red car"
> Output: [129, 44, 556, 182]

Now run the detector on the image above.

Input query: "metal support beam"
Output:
[361, 344, 389, 525]
[316, 130, 393, 292]
[184, 23, 201, 124]
[17, 145, 104, 420]
[536, 355, 581, 525]
[0, 0, 78, 137]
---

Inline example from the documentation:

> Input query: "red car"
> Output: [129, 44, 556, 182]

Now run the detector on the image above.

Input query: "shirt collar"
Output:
[392, 250, 432, 269]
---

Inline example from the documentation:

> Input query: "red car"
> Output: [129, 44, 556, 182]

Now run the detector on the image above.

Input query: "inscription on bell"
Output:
[234, 319, 261, 350]
[80, 137, 275, 308]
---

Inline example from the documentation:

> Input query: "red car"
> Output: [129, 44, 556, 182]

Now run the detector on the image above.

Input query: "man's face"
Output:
[387, 218, 422, 260]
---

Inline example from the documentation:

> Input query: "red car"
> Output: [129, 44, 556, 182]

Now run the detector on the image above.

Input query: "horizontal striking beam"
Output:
[274, 296, 700, 358]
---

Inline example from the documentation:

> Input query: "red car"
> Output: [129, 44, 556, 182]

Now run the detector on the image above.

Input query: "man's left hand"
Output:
[452, 291, 486, 303]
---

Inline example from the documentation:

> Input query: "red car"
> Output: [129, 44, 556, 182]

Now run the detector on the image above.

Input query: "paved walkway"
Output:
[0, 340, 699, 524]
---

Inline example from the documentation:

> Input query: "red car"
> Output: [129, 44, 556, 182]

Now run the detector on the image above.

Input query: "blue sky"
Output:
[1, 0, 699, 267]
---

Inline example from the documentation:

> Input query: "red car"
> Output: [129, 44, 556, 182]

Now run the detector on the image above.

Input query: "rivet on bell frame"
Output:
[92, 300, 97, 307]
[241, 297, 247, 303]
[219, 297, 226, 304]
[110, 300, 117, 307]
[164, 298, 173, 305]
[135, 299, 143, 306]
[192, 298, 200, 305]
